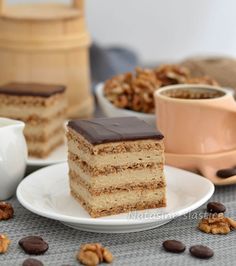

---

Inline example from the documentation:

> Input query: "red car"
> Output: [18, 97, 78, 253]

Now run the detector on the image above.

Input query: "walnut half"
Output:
[0, 234, 10, 253]
[0, 202, 14, 220]
[77, 243, 113, 266]
[198, 213, 236, 234]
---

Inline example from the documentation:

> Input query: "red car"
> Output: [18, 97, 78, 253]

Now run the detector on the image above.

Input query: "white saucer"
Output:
[27, 141, 67, 167]
[17, 163, 214, 233]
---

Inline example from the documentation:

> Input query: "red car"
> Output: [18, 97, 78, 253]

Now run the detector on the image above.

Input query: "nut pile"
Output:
[104, 64, 219, 113]
[77, 243, 113, 266]
[198, 201, 236, 234]
[104, 68, 160, 113]
[199, 213, 236, 234]
[154, 64, 190, 86]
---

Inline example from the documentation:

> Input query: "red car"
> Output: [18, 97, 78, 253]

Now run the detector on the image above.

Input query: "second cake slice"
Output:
[0, 82, 67, 157]
[67, 117, 166, 218]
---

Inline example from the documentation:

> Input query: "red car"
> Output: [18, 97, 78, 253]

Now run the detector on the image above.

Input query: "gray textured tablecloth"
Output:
[1, 185, 236, 266]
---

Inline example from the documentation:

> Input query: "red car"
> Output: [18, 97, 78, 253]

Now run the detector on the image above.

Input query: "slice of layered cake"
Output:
[0, 82, 67, 158]
[67, 117, 166, 218]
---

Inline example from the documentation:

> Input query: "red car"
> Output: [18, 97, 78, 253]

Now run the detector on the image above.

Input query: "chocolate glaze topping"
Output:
[0, 82, 66, 97]
[68, 117, 164, 145]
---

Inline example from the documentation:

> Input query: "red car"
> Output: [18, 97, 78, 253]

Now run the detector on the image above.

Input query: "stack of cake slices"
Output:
[67, 117, 166, 218]
[0, 82, 67, 158]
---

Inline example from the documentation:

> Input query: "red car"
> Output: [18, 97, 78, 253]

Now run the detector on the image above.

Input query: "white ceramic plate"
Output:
[17, 163, 214, 233]
[27, 141, 67, 167]
[95, 83, 156, 126]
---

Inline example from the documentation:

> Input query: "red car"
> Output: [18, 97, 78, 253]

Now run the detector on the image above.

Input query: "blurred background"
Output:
[9, 0, 236, 64]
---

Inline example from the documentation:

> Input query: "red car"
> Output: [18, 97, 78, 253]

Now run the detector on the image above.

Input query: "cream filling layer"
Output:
[68, 141, 164, 167]
[70, 179, 166, 210]
[68, 160, 165, 188]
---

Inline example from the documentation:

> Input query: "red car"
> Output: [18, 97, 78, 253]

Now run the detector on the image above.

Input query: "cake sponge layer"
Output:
[0, 83, 67, 158]
[71, 183, 166, 218]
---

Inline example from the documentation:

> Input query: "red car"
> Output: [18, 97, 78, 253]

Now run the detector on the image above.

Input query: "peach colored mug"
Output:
[154, 84, 236, 154]
[154, 84, 236, 185]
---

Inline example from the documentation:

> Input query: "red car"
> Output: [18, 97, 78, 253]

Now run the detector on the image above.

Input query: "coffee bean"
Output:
[19, 236, 48, 255]
[22, 258, 44, 266]
[163, 240, 186, 253]
[216, 167, 236, 178]
[207, 202, 226, 213]
[189, 245, 214, 259]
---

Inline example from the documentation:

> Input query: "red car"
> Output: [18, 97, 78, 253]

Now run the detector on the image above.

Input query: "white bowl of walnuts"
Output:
[96, 65, 219, 126]
[96, 83, 156, 125]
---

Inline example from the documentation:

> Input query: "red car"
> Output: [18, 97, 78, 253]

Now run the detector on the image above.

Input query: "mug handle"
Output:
[197, 149, 236, 185]
[199, 164, 236, 186]
[166, 150, 236, 186]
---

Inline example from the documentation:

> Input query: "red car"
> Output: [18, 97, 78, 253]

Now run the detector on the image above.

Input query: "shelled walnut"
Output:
[198, 213, 236, 234]
[77, 243, 113, 266]
[0, 202, 14, 220]
[153, 64, 190, 86]
[0, 234, 10, 253]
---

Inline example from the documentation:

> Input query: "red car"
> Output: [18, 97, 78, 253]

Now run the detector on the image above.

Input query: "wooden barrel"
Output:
[0, 0, 94, 118]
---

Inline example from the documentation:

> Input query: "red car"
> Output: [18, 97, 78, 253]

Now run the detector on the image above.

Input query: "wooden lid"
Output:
[1, 3, 82, 21]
